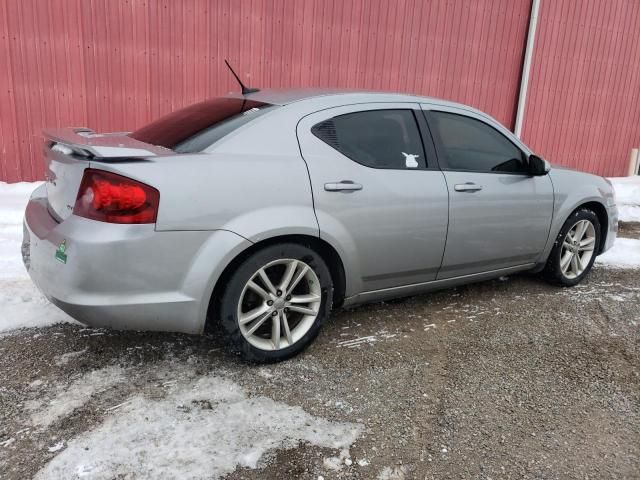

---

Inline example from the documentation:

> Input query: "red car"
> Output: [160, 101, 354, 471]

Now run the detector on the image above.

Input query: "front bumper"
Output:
[602, 204, 618, 253]
[23, 185, 250, 334]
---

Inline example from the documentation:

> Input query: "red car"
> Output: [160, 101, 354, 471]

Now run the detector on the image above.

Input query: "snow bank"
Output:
[0, 182, 41, 279]
[609, 176, 640, 222]
[0, 279, 74, 333]
[596, 237, 640, 269]
[35, 374, 363, 480]
[0, 182, 75, 333]
[26, 366, 126, 427]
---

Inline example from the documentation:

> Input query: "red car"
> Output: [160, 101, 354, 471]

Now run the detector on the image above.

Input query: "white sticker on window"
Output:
[402, 152, 419, 168]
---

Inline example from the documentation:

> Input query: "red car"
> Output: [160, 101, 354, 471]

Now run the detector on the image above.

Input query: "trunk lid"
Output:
[43, 127, 168, 221]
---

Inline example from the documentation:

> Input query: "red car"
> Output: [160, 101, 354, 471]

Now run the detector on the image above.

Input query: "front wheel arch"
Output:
[206, 234, 346, 332]
[543, 208, 602, 286]
[576, 201, 609, 255]
[539, 199, 609, 271]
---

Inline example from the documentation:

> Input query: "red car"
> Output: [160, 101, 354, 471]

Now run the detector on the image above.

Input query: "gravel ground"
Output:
[1, 239, 639, 479]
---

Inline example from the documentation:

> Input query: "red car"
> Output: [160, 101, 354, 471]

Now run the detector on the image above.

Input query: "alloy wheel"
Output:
[560, 219, 596, 279]
[237, 258, 322, 351]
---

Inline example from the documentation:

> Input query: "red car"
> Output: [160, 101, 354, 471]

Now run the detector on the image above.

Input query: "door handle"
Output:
[324, 181, 363, 192]
[454, 182, 483, 192]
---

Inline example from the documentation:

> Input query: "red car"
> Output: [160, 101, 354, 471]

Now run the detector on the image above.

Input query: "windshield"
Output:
[129, 98, 275, 153]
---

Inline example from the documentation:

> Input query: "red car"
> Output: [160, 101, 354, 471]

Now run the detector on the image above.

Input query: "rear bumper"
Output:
[23, 184, 251, 334]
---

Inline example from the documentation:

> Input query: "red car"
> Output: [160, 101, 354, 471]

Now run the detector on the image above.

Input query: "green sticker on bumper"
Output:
[55, 240, 67, 264]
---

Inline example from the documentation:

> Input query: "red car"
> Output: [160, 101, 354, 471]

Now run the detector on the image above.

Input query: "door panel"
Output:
[297, 103, 449, 293]
[423, 105, 554, 279]
[438, 171, 553, 278]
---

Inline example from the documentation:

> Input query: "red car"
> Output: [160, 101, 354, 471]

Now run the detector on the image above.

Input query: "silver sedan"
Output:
[23, 89, 618, 361]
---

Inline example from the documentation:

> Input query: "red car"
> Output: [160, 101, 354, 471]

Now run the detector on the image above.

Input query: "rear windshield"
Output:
[129, 98, 275, 153]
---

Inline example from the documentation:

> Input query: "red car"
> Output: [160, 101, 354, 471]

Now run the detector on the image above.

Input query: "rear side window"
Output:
[130, 98, 275, 153]
[429, 112, 527, 173]
[312, 109, 427, 169]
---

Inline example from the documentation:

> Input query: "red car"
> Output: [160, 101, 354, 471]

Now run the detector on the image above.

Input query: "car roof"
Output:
[225, 87, 471, 111]
[223, 87, 532, 156]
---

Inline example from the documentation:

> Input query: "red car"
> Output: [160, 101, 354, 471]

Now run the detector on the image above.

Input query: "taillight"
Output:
[73, 169, 160, 224]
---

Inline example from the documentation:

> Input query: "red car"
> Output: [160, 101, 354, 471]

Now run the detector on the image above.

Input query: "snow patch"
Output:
[0, 279, 76, 334]
[47, 441, 65, 453]
[378, 465, 408, 480]
[26, 366, 125, 427]
[0, 438, 15, 448]
[323, 456, 344, 471]
[54, 348, 88, 366]
[596, 237, 640, 269]
[35, 375, 363, 480]
[323, 448, 352, 471]
[337, 330, 398, 348]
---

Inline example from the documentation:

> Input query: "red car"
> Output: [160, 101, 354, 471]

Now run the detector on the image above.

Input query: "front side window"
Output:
[130, 98, 276, 153]
[429, 111, 527, 173]
[311, 109, 427, 169]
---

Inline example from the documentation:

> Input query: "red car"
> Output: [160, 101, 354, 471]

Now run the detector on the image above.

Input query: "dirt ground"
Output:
[1, 233, 639, 479]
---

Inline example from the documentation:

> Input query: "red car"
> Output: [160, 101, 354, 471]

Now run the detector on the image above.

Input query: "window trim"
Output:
[310, 108, 439, 171]
[424, 110, 531, 176]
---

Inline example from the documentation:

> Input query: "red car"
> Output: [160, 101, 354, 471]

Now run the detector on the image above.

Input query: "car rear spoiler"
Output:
[43, 127, 169, 159]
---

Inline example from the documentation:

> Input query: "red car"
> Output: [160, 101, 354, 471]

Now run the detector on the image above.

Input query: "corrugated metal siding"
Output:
[521, 0, 640, 177]
[0, 0, 531, 182]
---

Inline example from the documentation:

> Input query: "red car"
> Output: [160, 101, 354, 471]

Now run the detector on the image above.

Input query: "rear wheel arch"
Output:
[206, 234, 346, 331]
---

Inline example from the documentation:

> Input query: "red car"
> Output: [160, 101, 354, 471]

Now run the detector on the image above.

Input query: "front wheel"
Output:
[218, 243, 333, 362]
[544, 209, 601, 286]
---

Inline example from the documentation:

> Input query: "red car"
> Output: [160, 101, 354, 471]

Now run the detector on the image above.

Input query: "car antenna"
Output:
[224, 59, 260, 95]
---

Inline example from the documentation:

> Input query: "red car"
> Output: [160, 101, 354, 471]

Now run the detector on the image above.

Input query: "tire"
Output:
[543, 209, 601, 286]
[218, 243, 333, 362]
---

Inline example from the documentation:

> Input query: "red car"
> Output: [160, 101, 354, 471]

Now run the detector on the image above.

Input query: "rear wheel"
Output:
[219, 243, 333, 362]
[544, 209, 601, 286]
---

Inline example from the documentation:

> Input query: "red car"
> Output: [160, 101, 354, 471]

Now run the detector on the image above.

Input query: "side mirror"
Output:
[528, 154, 550, 176]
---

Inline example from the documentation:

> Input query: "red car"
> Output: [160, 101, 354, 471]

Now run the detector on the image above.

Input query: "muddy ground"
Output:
[1, 234, 639, 479]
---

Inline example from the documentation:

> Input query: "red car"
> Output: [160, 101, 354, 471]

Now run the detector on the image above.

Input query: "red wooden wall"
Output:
[0, 0, 532, 182]
[0, 0, 638, 182]
[521, 0, 640, 177]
